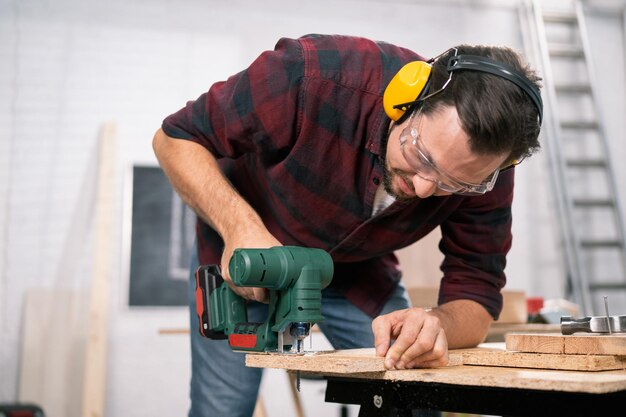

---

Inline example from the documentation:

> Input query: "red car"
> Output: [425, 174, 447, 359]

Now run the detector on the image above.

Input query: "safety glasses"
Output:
[399, 109, 501, 196]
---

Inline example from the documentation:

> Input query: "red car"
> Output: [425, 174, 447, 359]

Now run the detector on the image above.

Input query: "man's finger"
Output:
[372, 314, 396, 357]
[231, 286, 265, 303]
[396, 315, 441, 366]
[404, 330, 449, 368]
[253, 288, 269, 304]
[232, 285, 253, 300]
[384, 310, 426, 369]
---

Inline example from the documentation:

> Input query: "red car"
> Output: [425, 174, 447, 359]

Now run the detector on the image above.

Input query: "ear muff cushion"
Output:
[383, 61, 432, 121]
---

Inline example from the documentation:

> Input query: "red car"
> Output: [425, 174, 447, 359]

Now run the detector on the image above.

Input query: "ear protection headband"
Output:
[383, 51, 543, 124]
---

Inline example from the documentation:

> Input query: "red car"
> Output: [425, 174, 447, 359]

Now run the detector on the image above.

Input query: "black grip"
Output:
[560, 316, 592, 335]
[195, 265, 228, 339]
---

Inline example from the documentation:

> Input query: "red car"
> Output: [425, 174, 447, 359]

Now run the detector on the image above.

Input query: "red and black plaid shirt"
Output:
[162, 34, 514, 319]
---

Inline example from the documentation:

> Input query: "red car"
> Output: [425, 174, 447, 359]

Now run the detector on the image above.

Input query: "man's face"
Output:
[382, 105, 509, 200]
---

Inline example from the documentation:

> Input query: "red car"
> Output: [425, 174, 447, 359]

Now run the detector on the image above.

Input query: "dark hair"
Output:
[423, 44, 542, 162]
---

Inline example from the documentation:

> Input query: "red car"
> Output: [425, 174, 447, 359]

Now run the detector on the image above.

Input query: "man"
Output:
[153, 34, 542, 417]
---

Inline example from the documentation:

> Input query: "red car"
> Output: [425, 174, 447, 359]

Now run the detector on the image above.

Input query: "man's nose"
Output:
[411, 174, 438, 198]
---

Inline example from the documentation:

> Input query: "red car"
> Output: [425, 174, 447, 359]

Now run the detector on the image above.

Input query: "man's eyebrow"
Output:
[417, 131, 440, 169]
[419, 131, 482, 186]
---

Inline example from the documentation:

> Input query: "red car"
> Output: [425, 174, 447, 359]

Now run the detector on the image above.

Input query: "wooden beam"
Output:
[81, 122, 117, 417]
[460, 345, 626, 371]
[506, 333, 626, 355]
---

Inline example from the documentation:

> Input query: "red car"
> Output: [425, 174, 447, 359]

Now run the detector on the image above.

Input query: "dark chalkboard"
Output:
[127, 165, 195, 306]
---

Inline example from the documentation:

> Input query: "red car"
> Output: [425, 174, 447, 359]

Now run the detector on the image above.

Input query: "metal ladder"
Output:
[520, 0, 626, 316]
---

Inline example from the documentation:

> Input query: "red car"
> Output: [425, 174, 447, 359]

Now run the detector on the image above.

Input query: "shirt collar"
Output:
[366, 109, 391, 156]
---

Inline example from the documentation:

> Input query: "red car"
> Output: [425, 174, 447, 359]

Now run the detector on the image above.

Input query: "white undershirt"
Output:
[372, 185, 396, 216]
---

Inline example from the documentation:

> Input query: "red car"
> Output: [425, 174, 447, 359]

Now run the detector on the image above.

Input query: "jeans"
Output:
[187, 246, 431, 417]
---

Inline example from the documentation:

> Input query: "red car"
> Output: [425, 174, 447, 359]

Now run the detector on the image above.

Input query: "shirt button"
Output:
[373, 177, 380, 185]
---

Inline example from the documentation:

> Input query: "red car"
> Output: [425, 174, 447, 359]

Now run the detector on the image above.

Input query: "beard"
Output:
[379, 131, 416, 202]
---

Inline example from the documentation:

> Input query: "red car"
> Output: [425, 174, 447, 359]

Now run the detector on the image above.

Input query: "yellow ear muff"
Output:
[383, 61, 432, 121]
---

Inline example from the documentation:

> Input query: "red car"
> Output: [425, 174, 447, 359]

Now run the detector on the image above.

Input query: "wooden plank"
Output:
[460, 344, 626, 371]
[18, 290, 88, 417]
[496, 290, 528, 323]
[252, 395, 267, 417]
[248, 348, 392, 374]
[82, 122, 117, 417]
[506, 333, 626, 355]
[246, 348, 463, 374]
[246, 348, 626, 394]
[486, 323, 560, 343]
[247, 344, 626, 373]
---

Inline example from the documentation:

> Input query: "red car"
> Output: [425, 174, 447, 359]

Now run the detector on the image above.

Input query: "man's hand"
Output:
[152, 129, 282, 304]
[220, 231, 282, 304]
[372, 307, 449, 370]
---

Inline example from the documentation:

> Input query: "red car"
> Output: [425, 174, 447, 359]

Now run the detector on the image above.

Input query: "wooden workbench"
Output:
[246, 344, 626, 416]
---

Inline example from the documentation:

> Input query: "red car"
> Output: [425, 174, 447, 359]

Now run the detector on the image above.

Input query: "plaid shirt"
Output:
[162, 34, 514, 319]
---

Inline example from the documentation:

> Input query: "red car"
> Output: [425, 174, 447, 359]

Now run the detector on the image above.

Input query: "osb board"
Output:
[247, 344, 626, 374]
[246, 347, 626, 394]
[506, 333, 626, 355]
[246, 348, 463, 374]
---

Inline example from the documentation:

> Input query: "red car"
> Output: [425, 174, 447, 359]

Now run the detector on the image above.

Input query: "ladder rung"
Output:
[589, 282, 626, 291]
[548, 44, 584, 58]
[542, 11, 577, 24]
[580, 239, 623, 248]
[566, 159, 607, 168]
[573, 199, 614, 207]
[560, 120, 599, 129]
[555, 84, 591, 94]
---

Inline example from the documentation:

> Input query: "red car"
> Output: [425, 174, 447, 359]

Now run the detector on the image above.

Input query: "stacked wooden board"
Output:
[247, 333, 626, 373]
[501, 333, 626, 371]
[505, 332, 626, 356]
[245, 333, 626, 396]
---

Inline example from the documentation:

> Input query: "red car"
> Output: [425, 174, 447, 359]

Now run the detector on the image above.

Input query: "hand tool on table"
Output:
[194, 246, 333, 353]
[560, 315, 626, 335]
[561, 296, 626, 335]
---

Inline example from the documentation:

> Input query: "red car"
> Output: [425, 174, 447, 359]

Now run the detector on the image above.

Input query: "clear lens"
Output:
[399, 114, 500, 196]
[439, 169, 500, 196]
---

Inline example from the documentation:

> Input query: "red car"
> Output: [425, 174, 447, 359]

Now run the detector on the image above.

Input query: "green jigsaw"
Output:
[194, 246, 334, 353]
